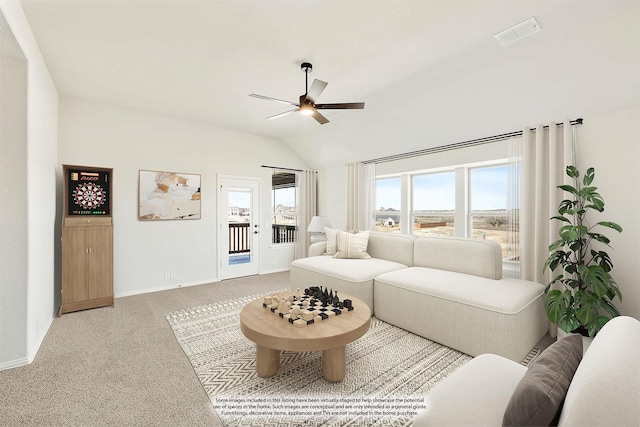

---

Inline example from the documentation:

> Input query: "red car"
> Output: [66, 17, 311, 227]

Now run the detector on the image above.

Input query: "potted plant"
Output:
[544, 166, 623, 338]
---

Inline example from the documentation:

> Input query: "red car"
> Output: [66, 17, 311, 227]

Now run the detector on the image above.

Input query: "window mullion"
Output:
[400, 174, 411, 234]
[454, 167, 467, 237]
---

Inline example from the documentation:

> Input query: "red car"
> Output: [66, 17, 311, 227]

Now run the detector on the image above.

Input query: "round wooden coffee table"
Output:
[240, 291, 371, 382]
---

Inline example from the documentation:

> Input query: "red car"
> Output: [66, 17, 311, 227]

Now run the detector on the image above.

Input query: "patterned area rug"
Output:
[166, 290, 535, 427]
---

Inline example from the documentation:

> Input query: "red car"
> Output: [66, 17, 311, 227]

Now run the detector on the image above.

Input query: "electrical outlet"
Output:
[164, 272, 170, 280]
[171, 272, 176, 279]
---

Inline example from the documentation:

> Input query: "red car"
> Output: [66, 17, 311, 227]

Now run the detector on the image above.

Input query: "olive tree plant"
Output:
[543, 166, 623, 337]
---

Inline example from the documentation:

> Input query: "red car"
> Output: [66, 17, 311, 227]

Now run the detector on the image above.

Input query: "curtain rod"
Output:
[261, 164, 304, 172]
[363, 118, 583, 165]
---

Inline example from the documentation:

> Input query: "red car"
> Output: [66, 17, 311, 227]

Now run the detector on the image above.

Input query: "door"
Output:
[62, 226, 89, 304]
[218, 176, 260, 280]
[87, 226, 113, 300]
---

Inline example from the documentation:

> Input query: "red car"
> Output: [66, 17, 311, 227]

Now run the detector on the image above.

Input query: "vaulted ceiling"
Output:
[20, 0, 640, 169]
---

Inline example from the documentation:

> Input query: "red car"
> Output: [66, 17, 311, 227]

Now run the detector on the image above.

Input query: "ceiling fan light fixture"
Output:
[299, 104, 314, 116]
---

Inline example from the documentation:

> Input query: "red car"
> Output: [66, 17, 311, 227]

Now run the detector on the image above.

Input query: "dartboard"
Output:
[72, 182, 107, 210]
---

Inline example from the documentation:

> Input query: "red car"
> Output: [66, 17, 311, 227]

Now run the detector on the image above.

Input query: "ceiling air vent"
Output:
[494, 17, 541, 46]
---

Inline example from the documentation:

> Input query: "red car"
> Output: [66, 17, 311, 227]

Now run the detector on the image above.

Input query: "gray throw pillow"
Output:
[502, 334, 583, 426]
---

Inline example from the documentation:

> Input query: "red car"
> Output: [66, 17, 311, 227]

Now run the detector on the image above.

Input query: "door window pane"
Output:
[228, 188, 252, 264]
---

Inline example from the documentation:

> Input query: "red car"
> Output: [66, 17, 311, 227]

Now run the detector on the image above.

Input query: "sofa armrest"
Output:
[308, 242, 327, 257]
[413, 354, 526, 426]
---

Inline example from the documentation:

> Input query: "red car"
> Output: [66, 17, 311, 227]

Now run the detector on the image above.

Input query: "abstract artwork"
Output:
[138, 170, 201, 220]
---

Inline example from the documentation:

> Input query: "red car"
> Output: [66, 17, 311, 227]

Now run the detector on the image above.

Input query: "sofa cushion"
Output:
[325, 227, 338, 255]
[375, 267, 543, 314]
[413, 354, 527, 427]
[335, 230, 370, 259]
[502, 334, 583, 427]
[413, 236, 502, 279]
[291, 255, 407, 283]
[366, 232, 416, 266]
[558, 316, 640, 427]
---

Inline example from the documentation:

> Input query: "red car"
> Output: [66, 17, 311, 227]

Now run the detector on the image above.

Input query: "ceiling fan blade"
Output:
[266, 109, 299, 120]
[306, 79, 328, 102]
[315, 102, 365, 110]
[311, 109, 329, 125]
[249, 94, 299, 107]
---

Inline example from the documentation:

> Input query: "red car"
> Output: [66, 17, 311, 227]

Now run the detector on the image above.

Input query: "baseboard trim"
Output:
[114, 270, 290, 299]
[114, 278, 219, 298]
[28, 315, 54, 364]
[0, 357, 29, 372]
[260, 267, 290, 275]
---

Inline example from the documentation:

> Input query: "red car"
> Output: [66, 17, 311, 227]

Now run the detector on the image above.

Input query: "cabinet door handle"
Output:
[89, 248, 92, 254]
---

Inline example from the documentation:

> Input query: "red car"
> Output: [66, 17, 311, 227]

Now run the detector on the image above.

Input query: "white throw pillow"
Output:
[325, 227, 338, 255]
[334, 230, 371, 259]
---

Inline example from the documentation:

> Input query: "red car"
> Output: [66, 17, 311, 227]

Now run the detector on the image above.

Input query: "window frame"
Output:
[375, 159, 517, 273]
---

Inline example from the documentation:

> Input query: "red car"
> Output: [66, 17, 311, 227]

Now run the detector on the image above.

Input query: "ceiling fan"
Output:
[249, 62, 365, 125]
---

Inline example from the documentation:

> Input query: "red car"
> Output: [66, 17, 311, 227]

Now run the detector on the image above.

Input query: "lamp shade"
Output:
[307, 216, 332, 233]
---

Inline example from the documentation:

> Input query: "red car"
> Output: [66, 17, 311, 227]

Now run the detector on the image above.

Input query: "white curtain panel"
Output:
[345, 162, 376, 232]
[295, 170, 317, 259]
[519, 120, 575, 287]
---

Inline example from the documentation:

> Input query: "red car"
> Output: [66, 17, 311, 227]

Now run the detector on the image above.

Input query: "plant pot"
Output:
[557, 328, 593, 356]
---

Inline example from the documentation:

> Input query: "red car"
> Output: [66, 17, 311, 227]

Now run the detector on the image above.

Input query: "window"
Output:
[470, 164, 519, 272]
[271, 171, 296, 244]
[412, 171, 455, 237]
[374, 177, 401, 232]
[375, 160, 519, 274]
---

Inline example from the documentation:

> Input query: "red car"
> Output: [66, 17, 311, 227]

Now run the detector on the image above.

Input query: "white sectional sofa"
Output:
[290, 231, 547, 362]
[413, 315, 640, 427]
[290, 232, 416, 312]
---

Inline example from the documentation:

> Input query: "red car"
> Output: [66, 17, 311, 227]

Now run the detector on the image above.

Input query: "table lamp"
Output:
[307, 216, 333, 244]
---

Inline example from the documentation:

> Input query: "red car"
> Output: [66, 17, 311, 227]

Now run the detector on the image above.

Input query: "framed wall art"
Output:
[138, 170, 201, 220]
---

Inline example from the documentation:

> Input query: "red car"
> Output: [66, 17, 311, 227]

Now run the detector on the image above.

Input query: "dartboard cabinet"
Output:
[60, 165, 114, 315]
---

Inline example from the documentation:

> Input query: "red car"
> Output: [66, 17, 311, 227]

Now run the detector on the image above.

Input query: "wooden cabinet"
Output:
[60, 225, 113, 314]
[60, 165, 114, 315]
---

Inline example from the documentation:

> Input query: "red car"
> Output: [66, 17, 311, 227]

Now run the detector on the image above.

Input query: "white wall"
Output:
[0, 17, 28, 367]
[58, 97, 308, 297]
[578, 107, 640, 320]
[0, 1, 59, 369]
[317, 107, 640, 321]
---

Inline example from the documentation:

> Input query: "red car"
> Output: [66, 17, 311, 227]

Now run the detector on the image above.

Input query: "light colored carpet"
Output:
[167, 290, 473, 426]
[0, 271, 290, 426]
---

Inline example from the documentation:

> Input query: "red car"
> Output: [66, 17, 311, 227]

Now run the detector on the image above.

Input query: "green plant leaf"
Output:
[600, 298, 621, 319]
[574, 290, 600, 326]
[566, 165, 579, 179]
[558, 200, 575, 214]
[559, 184, 578, 195]
[550, 215, 570, 223]
[579, 265, 611, 298]
[588, 232, 611, 245]
[583, 167, 595, 185]
[560, 225, 587, 241]
[548, 240, 564, 251]
[591, 250, 613, 272]
[546, 290, 570, 324]
[597, 221, 623, 233]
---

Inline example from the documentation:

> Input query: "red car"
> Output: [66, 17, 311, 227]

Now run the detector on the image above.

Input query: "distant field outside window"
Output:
[375, 177, 401, 233]
[470, 165, 518, 261]
[413, 172, 455, 237]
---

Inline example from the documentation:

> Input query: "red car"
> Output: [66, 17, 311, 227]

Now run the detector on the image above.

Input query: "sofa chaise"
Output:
[290, 231, 547, 362]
